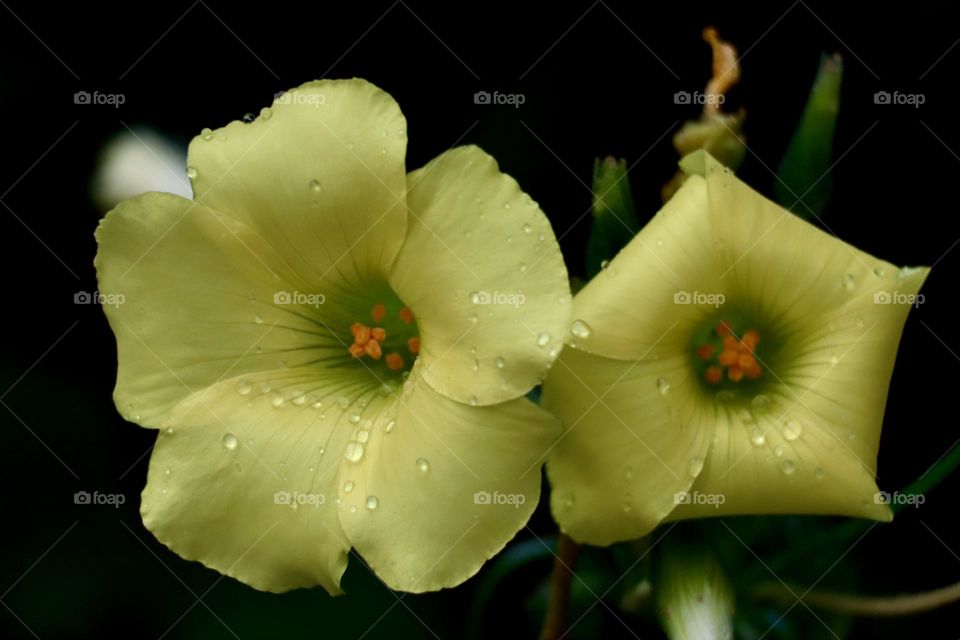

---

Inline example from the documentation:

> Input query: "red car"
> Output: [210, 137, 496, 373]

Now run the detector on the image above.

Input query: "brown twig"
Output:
[539, 534, 581, 640]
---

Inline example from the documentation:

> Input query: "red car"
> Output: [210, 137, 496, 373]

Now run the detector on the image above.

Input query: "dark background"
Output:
[1, 0, 958, 637]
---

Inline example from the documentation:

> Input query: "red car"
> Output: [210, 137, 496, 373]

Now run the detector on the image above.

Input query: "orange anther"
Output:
[696, 344, 714, 360]
[371, 327, 386, 341]
[728, 367, 744, 382]
[408, 336, 421, 354]
[722, 336, 738, 352]
[716, 321, 733, 337]
[371, 303, 387, 324]
[718, 350, 739, 367]
[738, 353, 756, 370]
[385, 353, 404, 371]
[351, 323, 371, 345]
[399, 307, 414, 324]
[349, 343, 365, 358]
[364, 339, 383, 359]
[705, 366, 724, 384]
[741, 329, 760, 351]
[743, 360, 762, 380]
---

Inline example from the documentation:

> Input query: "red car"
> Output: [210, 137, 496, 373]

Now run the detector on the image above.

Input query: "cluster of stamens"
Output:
[348, 303, 419, 372]
[696, 321, 762, 384]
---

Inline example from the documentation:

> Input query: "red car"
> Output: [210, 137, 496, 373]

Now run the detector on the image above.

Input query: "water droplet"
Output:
[365, 495, 379, 510]
[522, 222, 532, 234]
[471, 358, 479, 372]
[336, 396, 350, 409]
[519, 263, 527, 273]
[751, 394, 772, 412]
[253, 314, 263, 324]
[380, 147, 387, 155]
[842, 273, 856, 291]
[186, 166, 198, 179]
[503, 202, 510, 210]
[241, 112, 255, 123]
[291, 391, 306, 405]
[537, 333, 550, 347]
[165, 427, 175, 436]
[600, 259, 610, 270]
[416, 457, 430, 473]
[344, 441, 364, 462]
[164, 467, 171, 476]
[468, 313, 478, 324]
[222, 433, 238, 450]
[201, 127, 213, 141]
[873, 266, 886, 277]
[570, 319, 592, 339]
[349, 505, 357, 513]
[468, 395, 478, 406]
[688, 457, 704, 477]
[897, 265, 924, 279]
[348, 412, 361, 424]
[384, 418, 396, 433]
[344, 481, 355, 493]
[259, 107, 272, 120]
[773, 444, 784, 457]
[781, 460, 796, 475]
[738, 409, 755, 425]
[495, 356, 505, 369]
[749, 427, 766, 446]
[656, 377, 671, 395]
[236, 379, 252, 395]
[357, 429, 370, 444]
[783, 419, 802, 441]
[270, 392, 284, 407]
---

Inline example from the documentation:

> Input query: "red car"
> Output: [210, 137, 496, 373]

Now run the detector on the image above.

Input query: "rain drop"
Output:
[468, 395, 478, 406]
[842, 273, 856, 291]
[749, 427, 766, 446]
[344, 480, 355, 493]
[537, 333, 550, 347]
[270, 392, 284, 407]
[384, 418, 397, 433]
[357, 429, 370, 444]
[522, 222, 532, 234]
[570, 319, 592, 339]
[186, 166, 198, 179]
[241, 112, 255, 123]
[783, 419, 802, 441]
[781, 460, 796, 475]
[222, 433, 238, 450]
[495, 356, 505, 369]
[236, 379, 252, 395]
[656, 377, 670, 396]
[416, 457, 430, 474]
[309, 179, 322, 193]
[201, 127, 213, 141]
[344, 441, 364, 462]
[253, 314, 264, 324]
[365, 495, 379, 510]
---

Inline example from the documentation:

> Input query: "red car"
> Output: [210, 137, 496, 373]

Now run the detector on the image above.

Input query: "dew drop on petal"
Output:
[570, 319, 592, 339]
[357, 429, 370, 444]
[468, 395, 478, 406]
[656, 377, 670, 396]
[773, 444, 784, 457]
[236, 379, 252, 395]
[309, 179, 322, 193]
[783, 419, 802, 441]
[270, 392, 284, 407]
[253, 314, 263, 324]
[749, 427, 766, 446]
[522, 222, 532, 234]
[688, 457, 704, 477]
[222, 433, 238, 450]
[781, 460, 796, 475]
[186, 166, 198, 179]
[348, 412, 361, 424]
[384, 418, 396, 433]
[366, 495, 379, 510]
[343, 481, 354, 493]
[416, 457, 430, 474]
[842, 273, 856, 291]
[344, 441, 364, 462]
[495, 356, 505, 369]
[537, 333, 550, 347]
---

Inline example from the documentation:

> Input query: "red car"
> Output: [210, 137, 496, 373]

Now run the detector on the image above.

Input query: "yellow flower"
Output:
[543, 151, 929, 545]
[95, 79, 571, 593]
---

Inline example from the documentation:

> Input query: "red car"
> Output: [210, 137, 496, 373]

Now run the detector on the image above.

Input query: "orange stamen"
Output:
[407, 336, 421, 354]
[351, 323, 371, 345]
[349, 343, 365, 358]
[718, 350, 739, 367]
[371, 303, 387, 324]
[728, 367, 744, 382]
[743, 360, 762, 380]
[385, 353, 404, 371]
[364, 339, 382, 359]
[371, 327, 386, 342]
[738, 353, 756, 370]
[705, 366, 724, 384]
[696, 344, 714, 360]
[716, 321, 733, 337]
[399, 307, 414, 324]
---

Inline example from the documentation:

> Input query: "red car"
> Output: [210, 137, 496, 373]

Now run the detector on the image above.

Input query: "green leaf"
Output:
[774, 53, 843, 219]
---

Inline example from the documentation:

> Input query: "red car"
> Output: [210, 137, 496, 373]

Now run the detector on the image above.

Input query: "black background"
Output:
[1, 1, 958, 638]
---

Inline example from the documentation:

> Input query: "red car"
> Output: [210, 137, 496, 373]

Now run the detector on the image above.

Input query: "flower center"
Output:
[692, 319, 764, 387]
[347, 302, 419, 378]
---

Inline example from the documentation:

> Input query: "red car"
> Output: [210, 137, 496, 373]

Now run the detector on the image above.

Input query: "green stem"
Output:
[539, 534, 581, 640]
[751, 580, 960, 616]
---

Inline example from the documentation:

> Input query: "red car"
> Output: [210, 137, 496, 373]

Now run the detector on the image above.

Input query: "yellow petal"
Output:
[187, 78, 408, 287]
[567, 174, 720, 361]
[389, 145, 571, 405]
[140, 370, 372, 594]
[542, 346, 715, 545]
[337, 362, 559, 591]
[95, 192, 353, 426]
